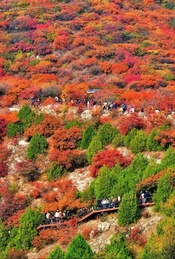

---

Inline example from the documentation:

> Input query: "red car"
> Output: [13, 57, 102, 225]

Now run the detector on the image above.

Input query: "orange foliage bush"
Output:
[155, 129, 175, 148]
[33, 224, 76, 250]
[5, 209, 25, 228]
[7, 248, 27, 259]
[50, 127, 82, 151]
[129, 227, 147, 247]
[81, 227, 93, 240]
[53, 35, 71, 50]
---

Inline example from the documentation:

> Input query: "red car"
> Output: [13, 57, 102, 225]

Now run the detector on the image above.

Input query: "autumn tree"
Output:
[0, 116, 7, 142]
[119, 114, 146, 135]
[53, 33, 71, 50]
[51, 127, 82, 151]
[90, 149, 131, 177]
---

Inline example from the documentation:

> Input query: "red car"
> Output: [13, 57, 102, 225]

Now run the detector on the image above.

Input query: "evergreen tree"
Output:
[112, 132, 125, 147]
[130, 130, 148, 154]
[81, 179, 96, 202]
[47, 246, 65, 259]
[0, 219, 9, 254]
[104, 233, 132, 259]
[18, 105, 35, 129]
[80, 125, 96, 149]
[97, 122, 118, 145]
[47, 162, 65, 181]
[65, 234, 93, 259]
[110, 164, 126, 197]
[143, 157, 162, 179]
[160, 146, 175, 170]
[14, 207, 41, 250]
[7, 122, 24, 137]
[123, 153, 148, 191]
[146, 128, 163, 151]
[124, 128, 138, 148]
[153, 171, 175, 211]
[86, 135, 103, 164]
[118, 191, 139, 226]
[94, 165, 121, 199]
[27, 133, 48, 159]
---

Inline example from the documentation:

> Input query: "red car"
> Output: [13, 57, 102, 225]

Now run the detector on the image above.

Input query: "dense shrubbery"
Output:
[141, 217, 175, 259]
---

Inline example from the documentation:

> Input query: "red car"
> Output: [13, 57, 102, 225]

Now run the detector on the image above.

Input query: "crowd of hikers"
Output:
[40, 191, 152, 225]
[29, 94, 175, 118]
[30, 95, 144, 114]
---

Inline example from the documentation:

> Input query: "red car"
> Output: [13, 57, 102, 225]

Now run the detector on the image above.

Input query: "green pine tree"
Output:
[97, 122, 118, 145]
[27, 133, 48, 159]
[94, 165, 120, 199]
[87, 135, 103, 164]
[80, 125, 96, 149]
[65, 234, 93, 259]
[118, 191, 139, 226]
[14, 207, 42, 251]
[130, 130, 148, 154]
[104, 233, 132, 259]
[18, 105, 35, 129]
[153, 171, 175, 212]
[146, 128, 163, 151]
[47, 246, 65, 259]
[0, 219, 9, 254]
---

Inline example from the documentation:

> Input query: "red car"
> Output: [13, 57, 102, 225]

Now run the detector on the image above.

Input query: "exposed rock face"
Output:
[81, 109, 92, 120]
[68, 167, 93, 192]
[97, 222, 111, 232]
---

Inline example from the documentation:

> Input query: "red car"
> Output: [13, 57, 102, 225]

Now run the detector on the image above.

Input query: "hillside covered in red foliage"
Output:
[0, 0, 175, 109]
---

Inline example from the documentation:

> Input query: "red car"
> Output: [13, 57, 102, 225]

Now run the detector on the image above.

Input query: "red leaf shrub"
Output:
[119, 113, 146, 135]
[90, 149, 132, 177]
[0, 115, 7, 142]
[0, 162, 8, 177]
